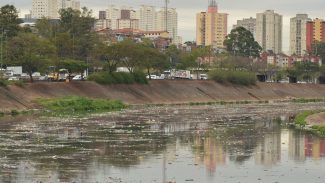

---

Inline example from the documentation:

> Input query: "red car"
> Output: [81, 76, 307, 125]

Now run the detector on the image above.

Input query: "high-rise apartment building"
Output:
[32, 0, 59, 19]
[103, 6, 139, 30]
[256, 10, 283, 54]
[306, 18, 325, 52]
[106, 5, 121, 30]
[156, 8, 178, 42]
[117, 9, 139, 30]
[137, 5, 156, 31]
[58, 0, 80, 10]
[233, 17, 256, 38]
[98, 4, 179, 43]
[32, 0, 80, 19]
[99, 11, 107, 20]
[196, 0, 228, 48]
[290, 14, 311, 56]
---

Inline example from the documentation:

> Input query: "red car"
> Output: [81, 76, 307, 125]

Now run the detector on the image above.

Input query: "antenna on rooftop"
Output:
[209, 0, 217, 7]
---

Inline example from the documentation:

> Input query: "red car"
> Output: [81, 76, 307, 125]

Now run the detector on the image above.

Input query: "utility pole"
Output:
[0, 29, 3, 70]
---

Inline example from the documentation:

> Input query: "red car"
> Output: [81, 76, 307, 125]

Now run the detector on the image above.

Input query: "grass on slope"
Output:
[37, 96, 127, 116]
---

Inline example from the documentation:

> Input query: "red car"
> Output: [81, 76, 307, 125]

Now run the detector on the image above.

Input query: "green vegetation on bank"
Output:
[312, 126, 325, 136]
[0, 79, 26, 88]
[295, 110, 325, 137]
[209, 69, 256, 86]
[88, 72, 148, 85]
[37, 96, 127, 115]
[292, 98, 325, 103]
[0, 109, 30, 118]
[294, 111, 317, 127]
[0, 79, 7, 87]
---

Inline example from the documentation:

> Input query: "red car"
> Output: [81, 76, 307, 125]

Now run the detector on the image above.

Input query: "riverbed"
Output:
[0, 102, 325, 183]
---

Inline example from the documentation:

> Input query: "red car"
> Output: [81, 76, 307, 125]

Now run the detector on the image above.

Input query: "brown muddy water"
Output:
[1, 103, 325, 183]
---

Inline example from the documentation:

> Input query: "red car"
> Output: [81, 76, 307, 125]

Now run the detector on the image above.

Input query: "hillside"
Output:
[1, 80, 325, 111]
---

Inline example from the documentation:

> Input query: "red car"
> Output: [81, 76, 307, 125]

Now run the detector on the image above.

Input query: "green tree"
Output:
[59, 7, 95, 37]
[287, 61, 319, 82]
[140, 46, 168, 78]
[311, 41, 325, 64]
[224, 27, 262, 57]
[59, 59, 87, 81]
[97, 40, 132, 73]
[52, 32, 75, 59]
[35, 18, 58, 39]
[0, 5, 22, 38]
[7, 33, 56, 82]
[165, 45, 181, 68]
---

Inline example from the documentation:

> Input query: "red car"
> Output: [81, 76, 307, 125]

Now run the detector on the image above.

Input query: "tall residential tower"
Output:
[233, 17, 256, 38]
[32, 0, 80, 19]
[290, 14, 311, 56]
[137, 5, 156, 31]
[156, 8, 178, 42]
[256, 10, 283, 54]
[196, 0, 228, 48]
[306, 18, 325, 52]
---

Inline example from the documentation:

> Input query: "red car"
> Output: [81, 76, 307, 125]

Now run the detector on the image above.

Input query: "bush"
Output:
[10, 110, 19, 116]
[8, 80, 25, 87]
[208, 69, 256, 86]
[133, 71, 148, 84]
[37, 96, 127, 115]
[294, 111, 316, 127]
[88, 71, 147, 85]
[0, 79, 7, 87]
[0, 111, 4, 117]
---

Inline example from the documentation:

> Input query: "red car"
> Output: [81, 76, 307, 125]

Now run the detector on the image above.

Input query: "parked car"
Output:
[146, 75, 157, 80]
[8, 76, 19, 81]
[297, 81, 307, 84]
[199, 74, 208, 80]
[72, 75, 83, 81]
[32, 72, 41, 77]
[278, 79, 289, 83]
[39, 76, 48, 81]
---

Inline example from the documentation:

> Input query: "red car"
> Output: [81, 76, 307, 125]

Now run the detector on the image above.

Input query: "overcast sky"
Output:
[1, 0, 325, 53]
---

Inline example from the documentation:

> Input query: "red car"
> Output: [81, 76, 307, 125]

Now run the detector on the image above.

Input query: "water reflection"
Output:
[0, 103, 325, 182]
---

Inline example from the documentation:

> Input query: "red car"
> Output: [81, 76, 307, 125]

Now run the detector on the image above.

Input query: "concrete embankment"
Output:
[1, 80, 325, 111]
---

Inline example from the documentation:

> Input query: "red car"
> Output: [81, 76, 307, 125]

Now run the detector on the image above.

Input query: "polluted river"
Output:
[1, 102, 325, 183]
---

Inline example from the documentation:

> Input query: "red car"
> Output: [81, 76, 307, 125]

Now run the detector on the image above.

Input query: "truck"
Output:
[48, 69, 69, 81]
[6, 66, 23, 77]
[171, 70, 192, 79]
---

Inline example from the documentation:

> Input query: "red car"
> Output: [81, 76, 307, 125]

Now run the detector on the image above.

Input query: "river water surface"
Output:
[1, 103, 325, 183]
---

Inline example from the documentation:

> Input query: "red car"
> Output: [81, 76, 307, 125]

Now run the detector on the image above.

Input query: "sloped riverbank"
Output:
[1, 80, 325, 111]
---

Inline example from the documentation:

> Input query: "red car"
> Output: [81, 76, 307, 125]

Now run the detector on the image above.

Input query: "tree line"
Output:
[0, 5, 216, 83]
[1, 4, 325, 84]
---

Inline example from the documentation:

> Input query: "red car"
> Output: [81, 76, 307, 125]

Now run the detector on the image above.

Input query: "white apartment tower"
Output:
[106, 5, 121, 30]
[156, 8, 178, 42]
[233, 17, 256, 38]
[138, 5, 156, 31]
[32, 0, 59, 19]
[290, 14, 311, 56]
[58, 0, 80, 10]
[256, 10, 283, 54]
[32, 0, 80, 19]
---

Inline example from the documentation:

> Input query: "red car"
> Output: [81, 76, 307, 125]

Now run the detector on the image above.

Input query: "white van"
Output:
[199, 74, 208, 80]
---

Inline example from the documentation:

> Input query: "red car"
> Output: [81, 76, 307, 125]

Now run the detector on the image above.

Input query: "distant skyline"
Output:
[1, 0, 325, 53]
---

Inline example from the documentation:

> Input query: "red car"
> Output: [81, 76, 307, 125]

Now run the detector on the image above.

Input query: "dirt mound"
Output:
[1, 80, 325, 111]
[306, 112, 325, 126]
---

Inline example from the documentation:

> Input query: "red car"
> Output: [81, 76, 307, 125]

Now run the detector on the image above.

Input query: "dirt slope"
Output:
[1, 80, 325, 111]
